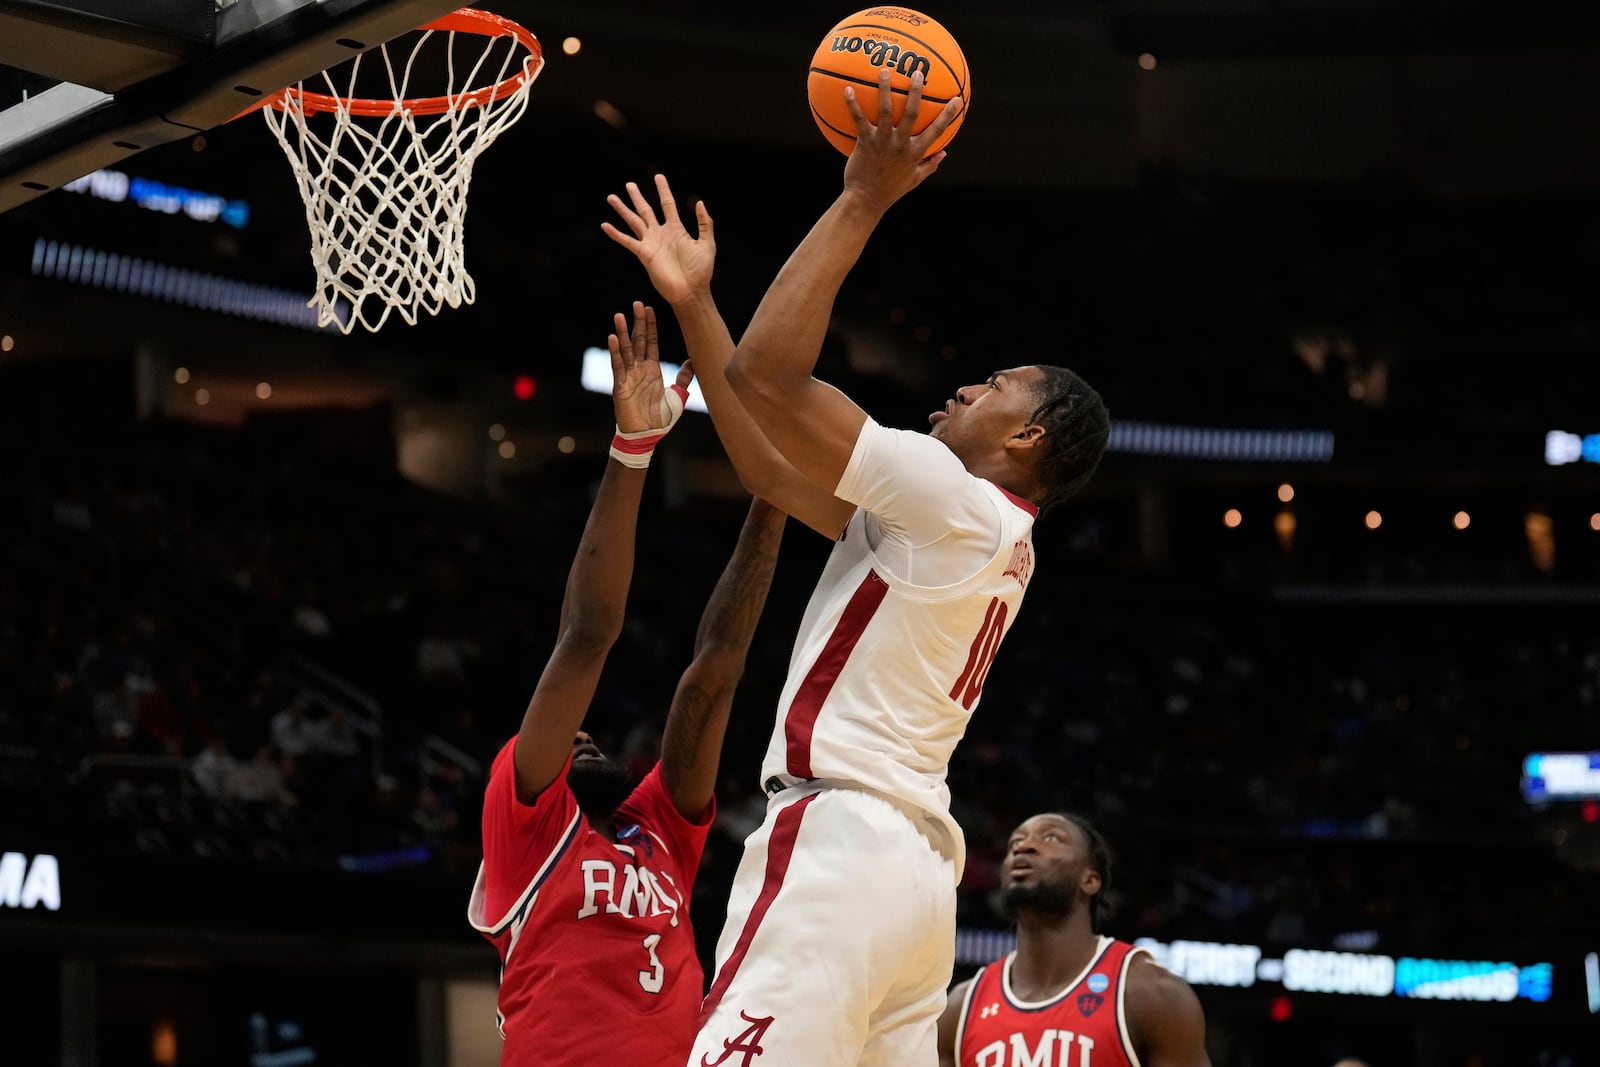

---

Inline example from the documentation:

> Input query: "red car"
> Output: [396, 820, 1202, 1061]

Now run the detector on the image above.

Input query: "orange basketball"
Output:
[807, 8, 970, 158]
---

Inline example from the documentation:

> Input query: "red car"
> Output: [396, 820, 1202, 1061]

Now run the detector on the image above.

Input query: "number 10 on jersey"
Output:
[951, 596, 1007, 711]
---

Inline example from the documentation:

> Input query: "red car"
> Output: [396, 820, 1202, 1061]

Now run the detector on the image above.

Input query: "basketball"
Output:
[807, 8, 970, 158]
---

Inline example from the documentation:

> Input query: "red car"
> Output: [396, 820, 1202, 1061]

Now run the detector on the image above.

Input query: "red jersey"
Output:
[467, 737, 714, 1066]
[957, 937, 1150, 1067]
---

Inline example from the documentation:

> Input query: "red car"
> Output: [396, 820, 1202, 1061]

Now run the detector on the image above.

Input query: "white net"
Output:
[261, 16, 541, 333]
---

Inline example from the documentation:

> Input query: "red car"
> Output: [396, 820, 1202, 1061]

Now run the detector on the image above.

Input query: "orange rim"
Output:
[264, 7, 541, 118]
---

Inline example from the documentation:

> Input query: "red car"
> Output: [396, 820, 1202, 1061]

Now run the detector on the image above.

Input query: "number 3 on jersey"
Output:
[951, 596, 1007, 710]
[639, 933, 664, 993]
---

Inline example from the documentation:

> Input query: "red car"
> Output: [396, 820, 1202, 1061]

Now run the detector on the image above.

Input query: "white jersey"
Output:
[759, 420, 1038, 879]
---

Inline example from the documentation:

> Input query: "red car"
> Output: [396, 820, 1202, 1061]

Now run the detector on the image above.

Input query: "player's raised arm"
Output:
[658, 497, 786, 818]
[511, 305, 692, 803]
[1126, 957, 1214, 1067]
[603, 177, 856, 539]
[723, 68, 963, 494]
[935, 979, 973, 1067]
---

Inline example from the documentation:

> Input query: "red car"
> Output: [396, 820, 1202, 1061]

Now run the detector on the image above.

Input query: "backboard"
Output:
[0, 0, 463, 214]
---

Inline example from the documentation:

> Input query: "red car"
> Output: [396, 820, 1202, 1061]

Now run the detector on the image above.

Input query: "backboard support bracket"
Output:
[0, 0, 462, 214]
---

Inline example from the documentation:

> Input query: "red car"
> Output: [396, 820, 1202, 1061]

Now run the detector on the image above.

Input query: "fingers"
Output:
[625, 181, 659, 227]
[694, 199, 714, 241]
[911, 95, 964, 156]
[629, 301, 651, 361]
[653, 174, 676, 220]
[845, 69, 954, 147]
[844, 84, 868, 131]
[676, 358, 695, 389]
[901, 69, 925, 130]
[642, 303, 661, 363]
[604, 193, 646, 239]
[599, 219, 640, 252]
[606, 331, 624, 381]
[612, 311, 633, 370]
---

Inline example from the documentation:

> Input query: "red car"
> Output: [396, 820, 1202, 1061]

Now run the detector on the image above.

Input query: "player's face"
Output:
[999, 814, 1093, 918]
[928, 366, 1046, 460]
[572, 730, 604, 764]
[567, 731, 631, 816]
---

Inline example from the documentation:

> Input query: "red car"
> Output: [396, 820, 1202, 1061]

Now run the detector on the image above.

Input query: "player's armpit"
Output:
[1124, 957, 1213, 1067]
[752, 464, 856, 540]
[724, 361, 869, 502]
[936, 980, 972, 1067]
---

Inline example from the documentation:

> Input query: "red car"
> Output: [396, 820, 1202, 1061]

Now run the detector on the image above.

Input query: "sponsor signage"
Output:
[951, 930, 1554, 1005]
[0, 851, 60, 911]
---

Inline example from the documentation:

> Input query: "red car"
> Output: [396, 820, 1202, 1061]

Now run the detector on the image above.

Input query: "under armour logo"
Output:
[979, 1002, 1000, 1019]
[701, 1011, 775, 1066]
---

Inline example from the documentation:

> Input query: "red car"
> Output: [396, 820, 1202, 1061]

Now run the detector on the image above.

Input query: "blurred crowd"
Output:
[3, 413, 1596, 969]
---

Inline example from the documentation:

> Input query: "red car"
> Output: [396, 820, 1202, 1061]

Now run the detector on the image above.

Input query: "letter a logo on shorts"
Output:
[701, 1011, 775, 1066]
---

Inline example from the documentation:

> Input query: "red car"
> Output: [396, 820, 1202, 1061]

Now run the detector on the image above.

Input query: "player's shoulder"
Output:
[1124, 949, 1205, 1019]
[613, 763, 694, 836]
[869, 420, 969, 468]
[1121, 945, 1210, 1062]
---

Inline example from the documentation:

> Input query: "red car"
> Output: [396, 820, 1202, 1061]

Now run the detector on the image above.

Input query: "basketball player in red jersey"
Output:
[938, 813, 1212, 1067]
[603, 71, 1109, 1065]
[467, 303, 787, 1066]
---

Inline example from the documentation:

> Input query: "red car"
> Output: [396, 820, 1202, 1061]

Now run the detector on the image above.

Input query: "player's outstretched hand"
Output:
[842, 68, 962, 213]
[602, 174, 716, 308]
[609, 301, 693, 434]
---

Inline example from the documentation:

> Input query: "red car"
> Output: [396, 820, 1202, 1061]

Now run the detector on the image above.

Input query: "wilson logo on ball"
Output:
[827, 36, 932, 79]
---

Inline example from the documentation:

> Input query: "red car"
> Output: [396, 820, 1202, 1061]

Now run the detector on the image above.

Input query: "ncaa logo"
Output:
[1087, 973, 1110, 994]
[616, 824, 654, 858]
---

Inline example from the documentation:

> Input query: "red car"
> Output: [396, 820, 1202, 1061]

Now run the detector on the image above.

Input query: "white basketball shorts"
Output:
[687, 783, 958, 1067]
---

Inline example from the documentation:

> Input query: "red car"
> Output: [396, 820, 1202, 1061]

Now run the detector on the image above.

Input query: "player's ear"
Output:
[1081, 868, 1102, 898]
[1006, 423, 1045, 452]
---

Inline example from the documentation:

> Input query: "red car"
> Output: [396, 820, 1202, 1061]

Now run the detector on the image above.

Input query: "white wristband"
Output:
[609, 383, 690, 468]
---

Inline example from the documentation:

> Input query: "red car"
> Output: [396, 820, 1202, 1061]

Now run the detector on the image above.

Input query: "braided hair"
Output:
[1026, 366, 1110, 514]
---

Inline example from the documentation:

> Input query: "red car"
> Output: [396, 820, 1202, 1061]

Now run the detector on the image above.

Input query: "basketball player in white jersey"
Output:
[603, 70, 1109, 1066]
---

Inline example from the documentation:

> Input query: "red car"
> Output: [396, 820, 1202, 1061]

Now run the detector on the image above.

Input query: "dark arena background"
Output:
[2, 1, 1599, 1064]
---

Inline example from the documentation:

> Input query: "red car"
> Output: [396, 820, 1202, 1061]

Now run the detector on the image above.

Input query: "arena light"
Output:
[60, 168, 251, 228]
[1545, 430, 1600, 466]
[580, 347, 709, 413]
[1108, 420, 1334, 463]
[31, 239, 343, 332]
[1521, 752, 1600, 802]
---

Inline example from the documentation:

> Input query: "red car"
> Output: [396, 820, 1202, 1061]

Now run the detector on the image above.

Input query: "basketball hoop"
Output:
[257, 8, 542, 333]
